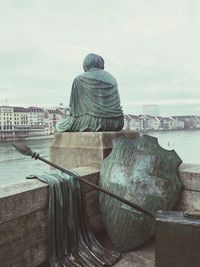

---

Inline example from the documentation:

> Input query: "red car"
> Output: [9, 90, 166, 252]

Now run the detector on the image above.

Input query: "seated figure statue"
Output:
[55, 53, 124, 132]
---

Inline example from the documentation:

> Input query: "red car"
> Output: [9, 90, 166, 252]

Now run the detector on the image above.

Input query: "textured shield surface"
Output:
[99, 134, 182, 252]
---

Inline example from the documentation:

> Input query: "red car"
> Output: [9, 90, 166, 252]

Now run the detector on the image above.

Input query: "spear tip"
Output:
[12, 142, 33, 156]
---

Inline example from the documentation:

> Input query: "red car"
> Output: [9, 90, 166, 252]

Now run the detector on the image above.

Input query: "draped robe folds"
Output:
[55, 68, 124, 132]
[36, 172, 120, 267]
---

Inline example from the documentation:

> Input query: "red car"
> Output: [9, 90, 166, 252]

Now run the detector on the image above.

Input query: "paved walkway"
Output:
[100, 235, 155, 267]
[113, 239, 155, 267]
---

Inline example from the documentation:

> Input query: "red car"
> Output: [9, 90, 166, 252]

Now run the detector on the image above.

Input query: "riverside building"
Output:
[0, 105, 69, 140]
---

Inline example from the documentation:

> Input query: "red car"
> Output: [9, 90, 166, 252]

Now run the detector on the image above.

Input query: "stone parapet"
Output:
[0, 167, 100, 267]
[0, 163, 200, 266]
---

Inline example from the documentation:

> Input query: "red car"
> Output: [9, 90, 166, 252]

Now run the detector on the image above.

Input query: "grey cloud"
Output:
[0, 0, 200, 115]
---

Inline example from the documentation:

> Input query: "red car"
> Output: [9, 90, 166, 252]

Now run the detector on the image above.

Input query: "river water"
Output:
[0, 130, 200, 184]
[148, 130, 200, 165]
[0, 138, 53, 184]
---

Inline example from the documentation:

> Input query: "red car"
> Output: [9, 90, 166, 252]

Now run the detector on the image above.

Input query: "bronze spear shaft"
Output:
[12, 142, 155, 218]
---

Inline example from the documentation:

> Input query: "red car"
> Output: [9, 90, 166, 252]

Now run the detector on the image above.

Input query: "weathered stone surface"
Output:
[0, 209, 48, 267]
[155, 211, 200, 267]
[99, 235, 155, 267]
[0, 179, 47, 198]
[0, 209, 47, 246]
[0, 238, 48, 267]
[131, 238, 155, 262]
[179, 163, 200, 192]
[113, 239, 155, 267]
[176, 190, 200, 211]
[114, 253, 154, 267]
[50, 131, 139, 169]
[0, 180, 48, 224]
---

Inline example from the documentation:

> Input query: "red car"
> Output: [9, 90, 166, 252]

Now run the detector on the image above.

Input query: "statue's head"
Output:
[83, 53, 104, 72]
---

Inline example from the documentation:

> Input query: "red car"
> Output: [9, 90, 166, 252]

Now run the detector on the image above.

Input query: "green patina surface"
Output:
[55, 54, 124, 132]
[99, 135, 182, 252]
[36, 171, 120, 267]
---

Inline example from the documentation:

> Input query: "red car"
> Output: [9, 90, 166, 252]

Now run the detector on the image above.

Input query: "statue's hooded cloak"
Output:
[70, 54, 123, 118]
[55, 53, 124, 132]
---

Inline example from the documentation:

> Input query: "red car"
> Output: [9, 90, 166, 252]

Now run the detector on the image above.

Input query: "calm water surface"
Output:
[0, 138, 53, 184]
[148, 130, 200, 165]
[0, 130, 200, 184]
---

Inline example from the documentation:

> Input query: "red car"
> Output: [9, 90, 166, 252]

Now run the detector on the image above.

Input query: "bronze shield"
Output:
[99, 135, 182, 252]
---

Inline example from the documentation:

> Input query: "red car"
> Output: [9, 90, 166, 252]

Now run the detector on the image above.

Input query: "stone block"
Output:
[176, 190, 200, 211]
[50, 131, 139, 169]
[0, 180, 48, 224]
[179, 163, 200, 192]
[0, 209, 48, 267]
[0, 209, 48, 247]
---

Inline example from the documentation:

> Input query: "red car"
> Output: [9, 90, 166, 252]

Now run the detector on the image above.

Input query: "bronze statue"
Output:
[55, 53, 124, 132]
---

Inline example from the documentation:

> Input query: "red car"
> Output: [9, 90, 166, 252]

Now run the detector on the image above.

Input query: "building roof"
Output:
[13, 107, 28, 113]
[28, 107, 44, 112]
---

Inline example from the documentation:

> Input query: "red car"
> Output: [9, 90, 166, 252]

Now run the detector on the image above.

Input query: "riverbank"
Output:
[145, 128, 200, 134]
[0, 134, 54, 142]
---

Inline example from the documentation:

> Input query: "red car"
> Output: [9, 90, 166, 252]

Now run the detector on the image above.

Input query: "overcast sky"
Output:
[0, 0, 200, 116]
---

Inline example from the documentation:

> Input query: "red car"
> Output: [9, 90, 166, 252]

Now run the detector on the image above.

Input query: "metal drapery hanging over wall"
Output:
[35, 172, 120, 267]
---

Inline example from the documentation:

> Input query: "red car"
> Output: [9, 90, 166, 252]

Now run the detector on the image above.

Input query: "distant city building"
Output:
[28, 107, 45, 126]
[143, 105, 160, 116]
[1, 104, 200, 140]
[0, 106, 15, 139]
[0, 105, 70, 140]
[123, 114, 200, 132]
[13, 107, 30, 138]
[0, 106, 30, 139]
[44, 107, 68, 135]
[124, 115, 143, 131]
